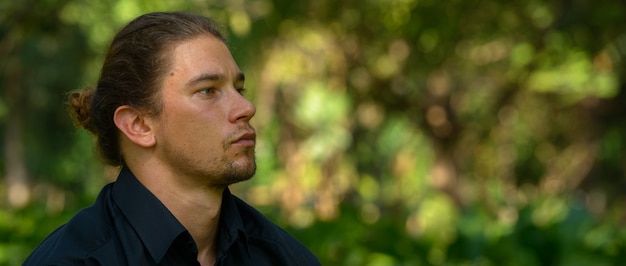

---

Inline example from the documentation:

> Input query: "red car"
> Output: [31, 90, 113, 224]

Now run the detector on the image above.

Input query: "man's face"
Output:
[153, 35, 256, 186]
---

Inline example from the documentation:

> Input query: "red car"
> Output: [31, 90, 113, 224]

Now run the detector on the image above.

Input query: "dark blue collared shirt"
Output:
[24, 167, 320, 265]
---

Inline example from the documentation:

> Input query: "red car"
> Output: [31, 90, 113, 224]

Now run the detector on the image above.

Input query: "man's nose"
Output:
[229, 90, 256, 123]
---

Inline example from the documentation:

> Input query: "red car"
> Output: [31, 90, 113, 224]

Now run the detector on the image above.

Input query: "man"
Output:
[25, 11, 320, 265]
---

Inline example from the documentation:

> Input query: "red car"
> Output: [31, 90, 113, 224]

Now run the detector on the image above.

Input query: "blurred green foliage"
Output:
[1, 0, 626, 265]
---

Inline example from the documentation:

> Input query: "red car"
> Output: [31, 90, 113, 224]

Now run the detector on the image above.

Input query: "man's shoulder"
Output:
[24, 187, 117, 265]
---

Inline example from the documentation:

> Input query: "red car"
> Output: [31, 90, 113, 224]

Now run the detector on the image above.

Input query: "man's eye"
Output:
[200, 88, 216, 95]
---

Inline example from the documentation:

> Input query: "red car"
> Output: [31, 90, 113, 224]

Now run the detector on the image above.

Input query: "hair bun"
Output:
[68, 87, 96, 134]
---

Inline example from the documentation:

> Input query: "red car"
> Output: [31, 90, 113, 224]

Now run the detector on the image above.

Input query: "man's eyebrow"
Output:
[236, 72, 245, 82]
[186, 72, 245, 87]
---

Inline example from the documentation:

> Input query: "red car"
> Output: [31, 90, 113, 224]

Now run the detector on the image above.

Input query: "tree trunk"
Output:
[2, 38, 30, 208]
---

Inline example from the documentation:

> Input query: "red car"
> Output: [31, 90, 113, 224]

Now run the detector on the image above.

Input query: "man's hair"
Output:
[68, 11, 226, 166]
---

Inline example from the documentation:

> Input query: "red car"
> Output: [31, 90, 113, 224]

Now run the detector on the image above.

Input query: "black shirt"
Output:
[24, 167, 320, 265]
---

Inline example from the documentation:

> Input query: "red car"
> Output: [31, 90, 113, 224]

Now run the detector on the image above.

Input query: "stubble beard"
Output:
[161, 141, 256, 187]
[220, 147, 256, 185]
[218, 126, 257, 185]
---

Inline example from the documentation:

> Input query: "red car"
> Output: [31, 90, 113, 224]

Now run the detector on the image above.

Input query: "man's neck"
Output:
[127, 164, 224, 265]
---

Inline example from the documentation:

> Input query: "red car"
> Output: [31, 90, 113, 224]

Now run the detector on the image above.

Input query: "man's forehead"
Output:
[169, 36, 242, 82]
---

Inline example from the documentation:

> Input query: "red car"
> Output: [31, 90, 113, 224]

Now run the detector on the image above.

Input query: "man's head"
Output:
[69, 12, 257, 184]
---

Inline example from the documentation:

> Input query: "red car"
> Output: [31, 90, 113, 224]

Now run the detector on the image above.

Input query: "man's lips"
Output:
[232, 131, 256, 147]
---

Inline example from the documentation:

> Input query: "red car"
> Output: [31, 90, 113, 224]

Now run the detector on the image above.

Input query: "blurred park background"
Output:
[1, 0, 626, 265]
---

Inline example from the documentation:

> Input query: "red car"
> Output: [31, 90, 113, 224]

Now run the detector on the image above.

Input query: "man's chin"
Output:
[222, 162, 256, 185]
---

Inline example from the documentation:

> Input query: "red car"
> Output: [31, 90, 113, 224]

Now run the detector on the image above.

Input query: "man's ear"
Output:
[113, 105, 156, 148]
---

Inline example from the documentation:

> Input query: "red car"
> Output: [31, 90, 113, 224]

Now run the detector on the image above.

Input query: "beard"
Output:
[159, 139, 257, 187]
[217, 148, 256, 186]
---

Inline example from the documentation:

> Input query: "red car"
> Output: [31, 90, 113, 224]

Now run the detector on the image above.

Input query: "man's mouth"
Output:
[232, 131, 256, 147]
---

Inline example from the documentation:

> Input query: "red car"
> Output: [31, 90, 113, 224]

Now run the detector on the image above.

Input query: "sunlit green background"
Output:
[1, 0, 625, 265]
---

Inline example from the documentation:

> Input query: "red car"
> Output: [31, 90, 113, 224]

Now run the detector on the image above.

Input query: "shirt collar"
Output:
[217, 188, 250, 258]
[111, 167, 188, 263]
